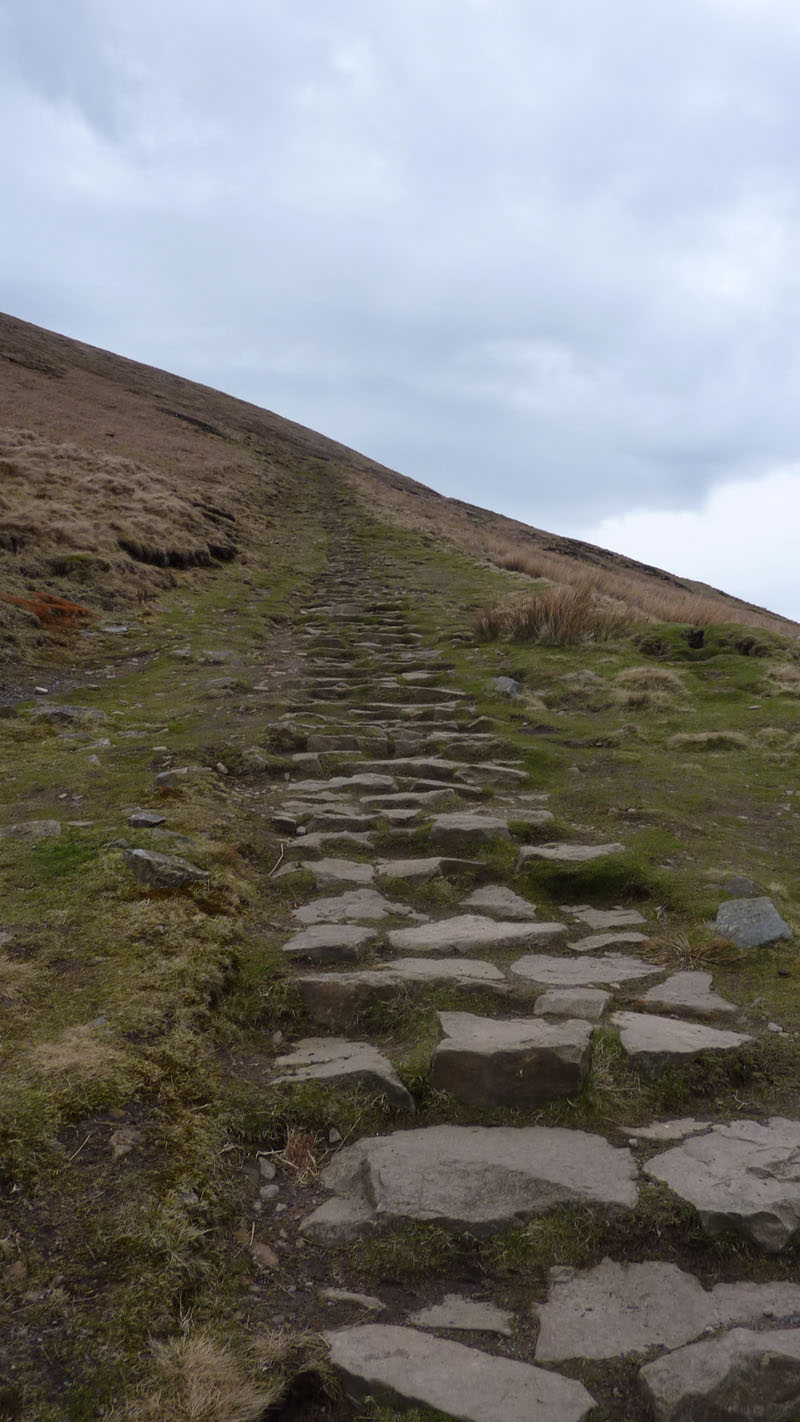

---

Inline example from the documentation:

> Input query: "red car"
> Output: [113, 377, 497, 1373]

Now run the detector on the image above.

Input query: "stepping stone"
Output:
[295, 858, 375, 889]
[639, 1326, 800, 1421]
[294, 889, 424, 924]
[123, 847, 209, 888]
[409, 1295, 514, 1336]
[325, 1324, 595, 1422]
[298, 959, 510, 1028]
[362, 791, 460, 811]
[645, 1117, 800, 1251]
[534, 988, 610, 1021]
[281, 925, 377, 963]
[712, 896, 792, 948]
[570, 931, 649, 953]
[430, 812, 511, 847]
[431, 1012, 591, 1108]
[272, 1038, 413, 1109]
[355, 756, 465, 781]
[304, 810, 380, 832]
[462, 886, 538, 921]
[284, 832, 374, 860]
[388, 915, 567, 956]
[291, 774, 397, 793]
[302, 1124, 637, 1240]
[519, 842, 624, 864]
[461, 762, 529, 789]
[511, 954, 661, 988]
[639, 971, 736, 1017]
[307, 734, 389, 753]
[377, 856, 491, 885]
[506, 808, 555, 831]
[565, 906, 646, 929]
[534, 1256, 800, 1362]
[612, 1012, 751, 1074]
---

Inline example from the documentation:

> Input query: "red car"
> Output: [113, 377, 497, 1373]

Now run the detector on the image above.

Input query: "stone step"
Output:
[283, 831, 374, 861]
[519, 842, 625, 865]
[461, 885, 539, 920]
[281, 924, 377, 963]
[431, 1011, 592, 1108]
[376, 856, 494, 885]
[293, 889, 426, 924]
[272, 1037, 413, 1109]
[510, 953, 662, 988]
[297, 957, 511, 1028]
[388, 915, 568, 956]
[611, 1012, 751, 1075]
[637, 971, 737, 1017]
[639, 1326, 800, 1420]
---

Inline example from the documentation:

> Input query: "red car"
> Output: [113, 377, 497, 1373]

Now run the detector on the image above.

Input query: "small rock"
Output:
[321, 1287, 385, 1311]
[534, 988, 610, 1021]
[123, 848, 209, 888]
[410, 1294, 514, 1335]
[127, 811, 167, 828]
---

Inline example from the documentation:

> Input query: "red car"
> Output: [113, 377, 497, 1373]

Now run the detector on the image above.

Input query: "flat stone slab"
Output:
[639, 971, 736, 1017]
[534, 1256, 800, 1362]
[281, 924, 377, 963]
[325, 1324, 595, 1422]
[645, 1118, 800, 1250]
[389, 915, 567, 956]
[639, 1326, 800, 1421]
[612, 1012, 751, 1073]
[534, 988, 610, 1021]
[628, 1118, 713, 1143]
[511, 954, 661, 988]
[570, 932, 649, 953]
[284, 831, 374, 860]
[520, 842, 625, 863]
[377, 856, 491, 885]
[272, 1038, 413, 1109]
[429, 813, 512, 846]
[432, 1012, 591, 1108]
[123, 847, 209, 888]
[566, 906, 646, 929]
[291, 774, 397, 793]
[302, 1124, 637, 1239]
[294, 890, 423, 924]
[298, 858, 376, 888]
[0, 819, 61, 839]
[713, 896, 792, 948]
[127, 810, 167, 828]
[409, 1295, 514, 1336]
[462, 886, 538, 921]
[298, 959, 509, 1029]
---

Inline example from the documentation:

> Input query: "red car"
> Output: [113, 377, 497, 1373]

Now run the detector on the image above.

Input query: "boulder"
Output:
[713, 897, 792, 949]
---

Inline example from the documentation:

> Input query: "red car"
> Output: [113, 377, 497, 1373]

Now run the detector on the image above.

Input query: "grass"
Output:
[475, 580, 631, 645]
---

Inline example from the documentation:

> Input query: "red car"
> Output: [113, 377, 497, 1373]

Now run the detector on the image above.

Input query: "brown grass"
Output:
[475, 579, 631, 645]
[667, 730, 749, 751]
[29, 1022, 123, 1078]
[0, 951, 36, 1001]
[104, 1331, 296, 1422]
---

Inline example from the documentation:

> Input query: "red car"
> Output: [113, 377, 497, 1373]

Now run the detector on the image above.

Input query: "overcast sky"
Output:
[3, 1, 800, 617]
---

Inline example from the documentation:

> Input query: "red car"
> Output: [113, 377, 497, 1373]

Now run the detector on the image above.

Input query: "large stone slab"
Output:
[519, 842, 625, 864]
[534, 988, 610, 1021]
[291, 773, 397, 793]
[409, 1295, 513, 1336]
[272, 1038, 413, 1109]
[388, 915, 567, 956]
[639, 971, 736, 1017]
[302, 1124, 637, 1239]
[294, 889, 423, 924]
[431, 1012, 591, 1108]
[377, 856, 491, 885]
[534, 1257, 800, 1362]
[326, 1324, 595, 1422]
[429, 812, 512, 847]
[511, 954, 661, 988]
[639, 1326, 800, 1421]
[645, 1118, 800, 1251]
[566, 906, 646, 929]
[284, 831, 374, 861]
[281, 924, 377, 963]
[713, 896, 792, 949]
[570, 932, 649, 953]
[462, 886, 538, 921]
[302, 858, 376, 888]
[298, 959, 510, 1029]
[612, 1012, 751, 1074]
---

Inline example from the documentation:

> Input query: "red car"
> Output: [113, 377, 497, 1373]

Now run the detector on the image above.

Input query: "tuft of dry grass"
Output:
[667, 730, 749, 751]
[613, 665, 688, 709]
[0, 951, 36, 1002]
[475, 580, 631, 646]
[768, 661, 800, 694]
[28, 1021, 123, 1078]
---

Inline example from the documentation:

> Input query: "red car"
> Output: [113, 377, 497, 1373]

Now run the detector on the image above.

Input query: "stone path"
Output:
[247, 534, 799, 1418]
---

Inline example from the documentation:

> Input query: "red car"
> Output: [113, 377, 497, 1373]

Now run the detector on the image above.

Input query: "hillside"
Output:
[2, 313, 800, 1420]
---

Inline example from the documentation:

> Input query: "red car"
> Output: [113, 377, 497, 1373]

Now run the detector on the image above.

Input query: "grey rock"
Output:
[639, 1326, 800, 1421]
[429, 812, 512, 847]
[281, 924, 377, 963]
[302, 1123, 637, 1239]
[272, 1038, 413, 1109]
[628, 1119, 713, 1143]
[388, 915, 567, 956]
[298, 958, 509, 1028]
[284, 832, 374, 860]
[612, 1012, 751, 1074]
[566, 906, 646, 929]
[377, 856, 490, 884]
[30, 704, 106, 725]
[511, 953, 661, 988]
[281, 858, 375, 888]
[570, 931, 649, 953]
[127, 810, 167, 828]
[155, 766, 191, 788]
[409, 1295, 514, 1336]
[519, 842, 625, 863]
[723, 874, 763, 898]
[492, 676, 524, 697]
[291, 773, 397, 793]
[713, 896, 792, 949]
[321, 1287, 385, 1311]
[0, 819, 61, 839]
[432, 1011, 591, 1108]
[123, 847, 209, 888]
[534, 988, 610, 1021]
[294, 889, 424, 924]
[535, 1256, 800, 1362]
[463, 886, 538, 920]
[640, 971, 736, 1017]
[645, 1117, 800, 1250]
[325, 1324, 595, 1422]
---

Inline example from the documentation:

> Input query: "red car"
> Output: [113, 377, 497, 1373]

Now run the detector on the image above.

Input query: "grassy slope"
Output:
[1, 314, 800, 1418]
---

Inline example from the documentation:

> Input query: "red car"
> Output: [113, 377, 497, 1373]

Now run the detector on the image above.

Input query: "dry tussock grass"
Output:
[475, 580, 631, 645]
[612, 665, 687, 709]
[768, 661, 800, 694]
[104, 1328, 336, 1422]
[0, 951, 36, 1001]
[29, 1022, 123, 1078]
[667, 730, 749, 751]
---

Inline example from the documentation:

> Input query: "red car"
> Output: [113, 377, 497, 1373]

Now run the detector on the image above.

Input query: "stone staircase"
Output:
[252, 516, 800, 1420]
